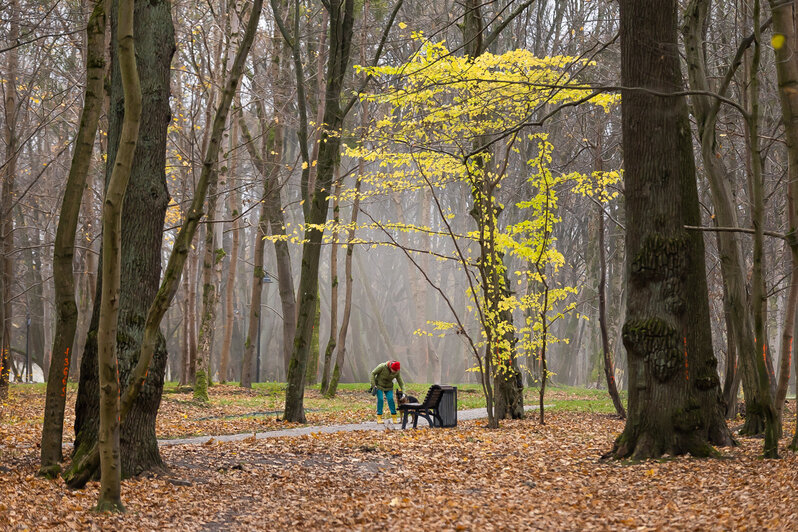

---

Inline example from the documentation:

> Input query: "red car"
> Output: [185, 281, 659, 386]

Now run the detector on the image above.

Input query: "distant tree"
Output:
[608, 0, 734, 459]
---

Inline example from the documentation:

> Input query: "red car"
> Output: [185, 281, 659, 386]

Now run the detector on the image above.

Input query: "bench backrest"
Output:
[421, 385, 444, 408]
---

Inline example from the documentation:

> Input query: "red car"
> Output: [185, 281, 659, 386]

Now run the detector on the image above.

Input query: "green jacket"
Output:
[370, 362, 405, 392]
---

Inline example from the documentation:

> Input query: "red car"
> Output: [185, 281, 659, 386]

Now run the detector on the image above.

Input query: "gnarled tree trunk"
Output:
[610, 0, 733, 460]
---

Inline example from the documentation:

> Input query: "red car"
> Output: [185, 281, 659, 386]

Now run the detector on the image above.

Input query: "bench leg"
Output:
[401, 411, 409, 429]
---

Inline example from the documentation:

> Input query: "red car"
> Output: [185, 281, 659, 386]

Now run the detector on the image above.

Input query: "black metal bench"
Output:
[398, 384, 445, 429]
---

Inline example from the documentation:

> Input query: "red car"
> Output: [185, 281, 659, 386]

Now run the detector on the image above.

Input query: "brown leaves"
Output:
[3, 384, 798, 530]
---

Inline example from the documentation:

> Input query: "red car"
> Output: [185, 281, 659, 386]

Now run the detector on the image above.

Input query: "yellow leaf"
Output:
[773, 33, 786, 50]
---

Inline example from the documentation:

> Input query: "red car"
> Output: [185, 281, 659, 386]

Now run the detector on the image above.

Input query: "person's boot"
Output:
[392, 415, 399, 424]
[376, 414, 383, 423]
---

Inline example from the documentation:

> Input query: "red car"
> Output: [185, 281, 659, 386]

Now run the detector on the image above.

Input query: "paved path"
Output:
[159, 405, 548, 447]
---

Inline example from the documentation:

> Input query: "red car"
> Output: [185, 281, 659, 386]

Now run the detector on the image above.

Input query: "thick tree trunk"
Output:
[40, 0, 107, 476]
[65, 0, 175, 485]
[610, 0, 733, 460]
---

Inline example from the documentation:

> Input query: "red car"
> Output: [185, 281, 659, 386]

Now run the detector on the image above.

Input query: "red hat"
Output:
[390, 361, 400, 372]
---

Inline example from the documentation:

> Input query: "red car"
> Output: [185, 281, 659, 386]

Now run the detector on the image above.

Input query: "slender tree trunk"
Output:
[610, 0, 733, 460]
[219, 109, 241, 383]
[683, 0, 773, 435]
[768, 0, 798, 427]
[187, 244, 199, 383]
[320, 181, 340, 394]
[0, 0, 20, 401]
[326, 165, 362, 397]
[282, 0, 357, 422]
[180, 264, 190, 385]
[40, 0, 107, 476]
[747, 0, 780, 456]
[238, 86, 284, 388]
[96, 0, 140, 510]
[599, 196, 626, 419]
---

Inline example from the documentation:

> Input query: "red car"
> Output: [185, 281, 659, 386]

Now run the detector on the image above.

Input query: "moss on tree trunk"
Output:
[610, 0, 734, 460]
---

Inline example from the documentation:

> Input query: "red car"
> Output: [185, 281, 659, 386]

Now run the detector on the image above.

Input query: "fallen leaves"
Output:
[3, 385, 798, 530]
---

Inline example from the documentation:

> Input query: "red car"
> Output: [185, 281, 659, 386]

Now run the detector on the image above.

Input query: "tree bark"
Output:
[326, 165, 362, 397]
[281, 0, 356, 422]
[610, 0, 733, 460]
[599, 187, 626, 419]
[682, 0, 770, 434]
[747, 0, 780, 457]
[96, 0, 140, 511]
[320, 182, 340, 394]
[238, 95, 284, 388]
[0, 0, 20, 401]
[65, 0, 261, 488]
[768, 0, 798, 428]
[40, 0, 107, 476]
[219, 108, 241, 383]
[64, 0, 175, 487]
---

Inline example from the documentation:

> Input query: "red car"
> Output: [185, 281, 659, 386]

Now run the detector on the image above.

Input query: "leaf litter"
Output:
[2, 385, 797, 530]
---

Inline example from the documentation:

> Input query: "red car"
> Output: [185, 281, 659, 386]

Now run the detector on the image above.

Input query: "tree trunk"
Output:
[219, 111, 241, 383]
[682, 0, 769, 434]
[0, 0, 20, 401]
[96, 0, 140, 511]
[326, 162, 362, 397]
[64, 0, 175, 486]
[194, 176, 222, 401]
[238, 87, 284, 388]
[194, 10, 229, 401]
[747, 0, 780, 456]
[187, 243, 199, 383]
[40, 0, 107, 476]
[610, 0, 733, 460]
[282, 0, 357, 422]
[320, 182, 340, 394]
[64, 0, 261, 488]
[768, 0, 798, 427]
[599, 194, 626, 419]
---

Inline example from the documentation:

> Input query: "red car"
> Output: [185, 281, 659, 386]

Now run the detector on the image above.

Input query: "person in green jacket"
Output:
[369, 360, 405, 423]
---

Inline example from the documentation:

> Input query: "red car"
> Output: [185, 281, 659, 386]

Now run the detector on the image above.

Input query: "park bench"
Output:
[398, 384, 447, 429]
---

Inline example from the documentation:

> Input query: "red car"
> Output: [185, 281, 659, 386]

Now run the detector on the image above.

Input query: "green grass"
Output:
[159, 380, 625, 414]
[12, 380, 625, 416]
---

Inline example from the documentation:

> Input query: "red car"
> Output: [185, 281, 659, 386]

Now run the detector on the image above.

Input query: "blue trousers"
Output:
[376, 389, 396, 415]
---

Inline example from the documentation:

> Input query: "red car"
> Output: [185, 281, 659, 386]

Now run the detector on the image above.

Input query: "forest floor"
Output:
[2, 383, 797, 530]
